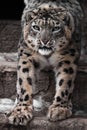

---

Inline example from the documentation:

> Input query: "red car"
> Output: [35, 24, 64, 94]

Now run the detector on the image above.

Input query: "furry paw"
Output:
[47, 104, 72, 121]
[7, 105, 33, 125]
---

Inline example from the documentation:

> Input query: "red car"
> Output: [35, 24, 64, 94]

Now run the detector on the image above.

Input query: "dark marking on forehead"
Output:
[37, 8, 60, 22]
[42, 12, 50, 21]
[34, 18, 58, 28]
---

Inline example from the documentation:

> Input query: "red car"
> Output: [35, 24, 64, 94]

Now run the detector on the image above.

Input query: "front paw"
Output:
[7, 105, 33, 125]
[47, 104, 72, 121]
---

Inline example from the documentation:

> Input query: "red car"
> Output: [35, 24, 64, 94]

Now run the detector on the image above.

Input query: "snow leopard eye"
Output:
[32, 25, 40, 32]
[52, 26, 61, 33]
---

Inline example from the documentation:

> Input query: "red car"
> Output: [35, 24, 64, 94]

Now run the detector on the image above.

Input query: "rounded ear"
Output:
[24, 0, 29, 5]
[63, 12, 75, 33]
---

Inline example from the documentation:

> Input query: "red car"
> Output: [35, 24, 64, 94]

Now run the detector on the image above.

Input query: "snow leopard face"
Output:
[22, 3, 74, 56]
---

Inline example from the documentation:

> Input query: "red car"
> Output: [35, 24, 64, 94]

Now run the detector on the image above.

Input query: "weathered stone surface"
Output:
[0, 53, 17, 98]
[80, 1, 87, 54]
[0, 21, 21, 52]
[0, 114, 87, 130]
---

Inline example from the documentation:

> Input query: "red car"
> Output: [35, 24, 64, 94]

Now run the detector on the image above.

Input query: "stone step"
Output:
[0, 53, 87, 129]
[0, 21, 21, 52]
[0, 113, 87, 130]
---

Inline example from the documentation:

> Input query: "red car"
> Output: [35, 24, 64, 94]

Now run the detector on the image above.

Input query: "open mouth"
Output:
[38, 46, 52, 55]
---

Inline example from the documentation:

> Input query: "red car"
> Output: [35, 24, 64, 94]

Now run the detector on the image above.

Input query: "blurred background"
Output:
[0, 0, 86, 20]
[0, 0, 24, 20]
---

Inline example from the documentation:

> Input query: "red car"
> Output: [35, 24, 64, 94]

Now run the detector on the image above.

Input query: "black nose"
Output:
[41, 39, 49, 45]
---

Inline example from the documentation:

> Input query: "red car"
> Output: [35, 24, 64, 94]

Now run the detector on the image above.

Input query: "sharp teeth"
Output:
[39, 49, 52, 55]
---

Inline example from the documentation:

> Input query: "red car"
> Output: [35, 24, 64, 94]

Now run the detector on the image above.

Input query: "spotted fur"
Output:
[8, 0, 83, 125]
